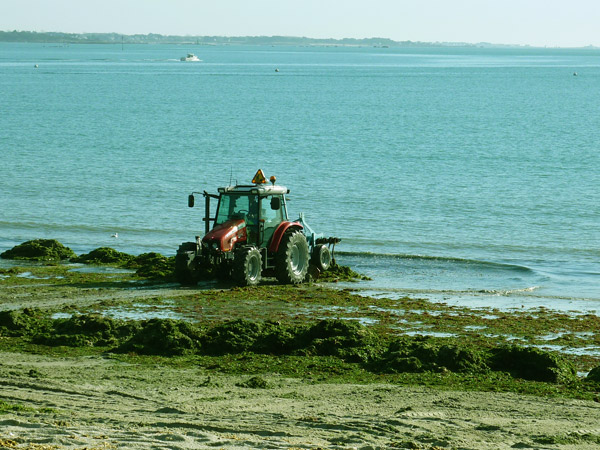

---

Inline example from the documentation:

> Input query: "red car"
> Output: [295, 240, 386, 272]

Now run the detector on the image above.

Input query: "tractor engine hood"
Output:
[202, 218, 247, 252]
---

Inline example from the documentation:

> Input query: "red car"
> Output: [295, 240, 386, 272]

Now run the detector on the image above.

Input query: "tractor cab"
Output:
[210, 183, 289, 248]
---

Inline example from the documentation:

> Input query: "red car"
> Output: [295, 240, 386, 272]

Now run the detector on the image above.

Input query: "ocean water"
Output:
[1, 42, 599, 311]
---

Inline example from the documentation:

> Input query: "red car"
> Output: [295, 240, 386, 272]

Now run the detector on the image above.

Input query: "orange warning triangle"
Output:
[252, 169, 267, 184]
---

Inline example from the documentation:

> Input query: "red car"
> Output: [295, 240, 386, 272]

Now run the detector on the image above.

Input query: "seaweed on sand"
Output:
[488, 345, 577, 383]
[71, 247, 135, 265]
[0, 239, 76, 261]
[371, 338, 578, 383]
[371, 336, 489, 374]
[296, 319, 381, 363]
[236, 376, 269, 389]
[126, 252, 175, 281]
[117, 318, 202, 355]
[201, 319, 298, 355]
[319, 263, 372, 282]
[72, 247, 175, 281]
[0, 308, 44, 337]
[2, 304, 585, 387]
[585, 366, 600, 384]
[200, 318, 379, 362]
[33, 314, 139, 347]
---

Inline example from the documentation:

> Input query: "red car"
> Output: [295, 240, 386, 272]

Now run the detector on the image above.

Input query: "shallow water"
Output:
[1, 43, 599, 310]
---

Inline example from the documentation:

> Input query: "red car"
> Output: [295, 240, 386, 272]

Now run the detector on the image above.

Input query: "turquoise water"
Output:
[1, 43, 599, 309]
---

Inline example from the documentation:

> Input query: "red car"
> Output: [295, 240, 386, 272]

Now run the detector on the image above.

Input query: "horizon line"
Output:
[1, 30, 598, 49]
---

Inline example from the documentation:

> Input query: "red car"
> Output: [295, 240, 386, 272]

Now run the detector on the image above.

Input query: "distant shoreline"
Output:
[1, 30, 598, 49]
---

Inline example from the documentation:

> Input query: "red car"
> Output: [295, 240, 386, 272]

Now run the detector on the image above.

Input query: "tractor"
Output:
[175, 169, 340, 286]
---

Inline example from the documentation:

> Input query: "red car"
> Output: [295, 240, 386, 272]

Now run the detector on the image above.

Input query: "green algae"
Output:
[126, 252, 176, 280]
[585, 365, 600, 384]
[1, 310, 585, 388]
[0, 308, 43, 337]
[533, 433, 600, 446]
[33, 314, 139, 347]
[371, 338, 578, 385]
[72, 247, 176, 281]
[71, 247, 135, 265]
[319, 263, 372, 282]
[201, 319, 294, 355]
[0, 239, 76, 261]
[200, 319, 378, 362]
[489, 345, 577, 383]
[236, 375, 270, 389]
[117, 318, 202, 355]
[297, 319, 380, 363]
[373, 336, 489, 374]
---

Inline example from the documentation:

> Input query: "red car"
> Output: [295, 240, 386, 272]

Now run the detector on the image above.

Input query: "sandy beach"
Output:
[2, 350, 600, 450]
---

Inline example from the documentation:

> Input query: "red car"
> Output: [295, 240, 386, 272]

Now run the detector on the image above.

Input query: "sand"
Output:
[1, 351, 599, 450]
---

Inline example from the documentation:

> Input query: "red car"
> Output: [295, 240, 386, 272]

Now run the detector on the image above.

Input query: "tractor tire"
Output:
[175, 242, 199, 286]
[275, 230, 309, 284]
[233, 247, 262, 286]
[311, 244, 332, 272]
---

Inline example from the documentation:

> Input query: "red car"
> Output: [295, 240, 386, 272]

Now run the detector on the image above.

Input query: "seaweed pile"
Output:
[0, 239, 75, 261]
[319, 264, 372, 282]
[0, 240, 175, 281]
[2, 310, 596, 386]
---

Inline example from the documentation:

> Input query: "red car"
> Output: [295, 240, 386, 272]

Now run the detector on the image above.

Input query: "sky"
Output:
[1, 0, 598, 47]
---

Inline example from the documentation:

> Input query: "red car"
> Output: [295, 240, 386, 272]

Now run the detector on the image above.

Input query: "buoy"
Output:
[34, 64, 38, 68]
[111, 233, 118, 238]
[275, 68, 279, 72]
[573, 72, 578, 76]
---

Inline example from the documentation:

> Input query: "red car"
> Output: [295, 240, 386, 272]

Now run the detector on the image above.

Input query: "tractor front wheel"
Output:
[233, 247, 262, 286]
[275, 230, 309, 284]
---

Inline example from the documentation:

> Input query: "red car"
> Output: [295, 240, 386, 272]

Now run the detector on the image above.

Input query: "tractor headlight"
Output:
[211, 242, 219, 250]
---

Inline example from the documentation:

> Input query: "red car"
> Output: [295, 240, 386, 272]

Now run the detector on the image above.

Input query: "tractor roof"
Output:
[218, 184, 289, 196]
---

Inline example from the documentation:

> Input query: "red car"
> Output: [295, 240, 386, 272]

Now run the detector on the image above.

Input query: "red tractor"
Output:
[176, 170, 340, 286]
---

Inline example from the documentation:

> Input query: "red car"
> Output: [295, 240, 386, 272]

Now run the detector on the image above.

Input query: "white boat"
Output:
[180, 53, 201, 62]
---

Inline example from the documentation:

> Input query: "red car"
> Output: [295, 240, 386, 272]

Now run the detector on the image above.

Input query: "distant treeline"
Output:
[0, 30, 468, 47]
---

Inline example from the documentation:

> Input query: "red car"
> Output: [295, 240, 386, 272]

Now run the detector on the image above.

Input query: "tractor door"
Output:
[260, 195, 285, 246]
[214, 193, 260, 245]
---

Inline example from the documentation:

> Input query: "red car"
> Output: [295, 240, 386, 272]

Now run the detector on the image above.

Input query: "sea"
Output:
[1, 42, 599, 312]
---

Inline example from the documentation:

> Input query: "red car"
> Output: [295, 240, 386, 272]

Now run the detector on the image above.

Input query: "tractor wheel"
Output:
[233, 247, 262, 286]
[311, 244, 332, 272]
[175, 242, 199, 286]
[275, 230, 309, 284]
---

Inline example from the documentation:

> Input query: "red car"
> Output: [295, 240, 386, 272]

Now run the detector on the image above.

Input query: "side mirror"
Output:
[270, 197, 281, 210]
[188, 194, 195, 208]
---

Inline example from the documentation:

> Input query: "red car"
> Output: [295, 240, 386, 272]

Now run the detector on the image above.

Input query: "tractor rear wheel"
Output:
[233, 247, 262, 286]
[275, 230, 309, 284]
[175, 242, 200, 285]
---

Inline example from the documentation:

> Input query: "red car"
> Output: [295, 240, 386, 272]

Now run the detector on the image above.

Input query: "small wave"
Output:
[477, 286, 541, 295]
[347, 286, 539, 297]
[336, 250, 534, 273]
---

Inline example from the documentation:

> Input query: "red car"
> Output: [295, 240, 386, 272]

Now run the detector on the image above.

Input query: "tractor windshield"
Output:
[215, 194, 259, 225]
